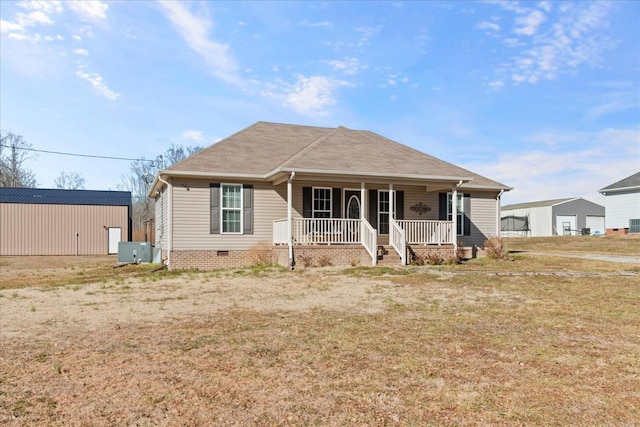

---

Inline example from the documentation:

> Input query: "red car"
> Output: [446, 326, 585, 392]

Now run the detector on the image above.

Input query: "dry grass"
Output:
[503, 234, 640, 255]
[0, 248, 639, 426]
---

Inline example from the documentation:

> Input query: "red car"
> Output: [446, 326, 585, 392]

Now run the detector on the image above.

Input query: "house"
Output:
[0, 188, 132, 256]
[148, 122, 511, 270]
[599, 172, 640, 236]
[501, 198, 605, 237]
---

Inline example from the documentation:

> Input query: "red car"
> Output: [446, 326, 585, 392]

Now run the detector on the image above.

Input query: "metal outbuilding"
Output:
[0, 188, 132, 256]
[501, 198, 605, 237]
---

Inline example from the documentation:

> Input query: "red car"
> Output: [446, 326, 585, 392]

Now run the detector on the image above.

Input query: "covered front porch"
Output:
[273, 217, 456, 266]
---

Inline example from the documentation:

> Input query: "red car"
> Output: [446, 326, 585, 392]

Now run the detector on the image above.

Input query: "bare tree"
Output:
[0, 131, 37, 188]
[54, 171, 86, 190]
[120, 144, 203, 236]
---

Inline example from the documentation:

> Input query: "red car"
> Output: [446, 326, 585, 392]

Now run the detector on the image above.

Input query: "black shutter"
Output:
[463, 193, 471, 236]
[369, 189, 378, 229]
[210, 183, 220, 234]
[332, 188, 341, 218]
[439, 193, 447, 220]
[303, 187, 312, 218]
[395, 191, 404, 220]
[243, 184, 254, 234]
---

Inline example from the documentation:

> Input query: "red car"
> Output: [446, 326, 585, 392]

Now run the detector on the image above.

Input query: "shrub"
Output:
[484, 236, 510, 260]
[297, 254, 313, 268]
[317, 255, 332, 267]
[349, 258, 361, 267]
[247, 241, 275, 267]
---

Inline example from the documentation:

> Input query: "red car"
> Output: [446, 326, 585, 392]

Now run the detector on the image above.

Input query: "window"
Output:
[378, 190, 390, 234]
[313, 188, 332, 218]
[447, 193, 464, 235]
[222, 184, 242, 233]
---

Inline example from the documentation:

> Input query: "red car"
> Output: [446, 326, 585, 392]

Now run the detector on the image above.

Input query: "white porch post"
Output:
[287, 172, 295, 269]
[389, 183, 394, 220]
[452, 182, 460, 253]
[360, 182, 365, 221]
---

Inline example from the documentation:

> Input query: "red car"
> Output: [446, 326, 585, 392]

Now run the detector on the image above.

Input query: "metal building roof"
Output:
[502, 198, 576, 210]
[0, 187, 132, 206]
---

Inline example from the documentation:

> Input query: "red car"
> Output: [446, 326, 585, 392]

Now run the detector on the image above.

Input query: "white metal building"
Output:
[599, 172, 640, 236]
[501, 198, 605, 237]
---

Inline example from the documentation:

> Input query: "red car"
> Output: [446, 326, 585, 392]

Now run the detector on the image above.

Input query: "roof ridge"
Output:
[277, 125, 345, 169]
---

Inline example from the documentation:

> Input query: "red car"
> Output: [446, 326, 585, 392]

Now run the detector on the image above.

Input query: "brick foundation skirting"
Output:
[169, 244, 464, 270]
[605, 228, 629, 237]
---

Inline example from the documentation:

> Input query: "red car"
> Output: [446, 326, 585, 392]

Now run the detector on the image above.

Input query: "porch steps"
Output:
[377, 245, 401, 266]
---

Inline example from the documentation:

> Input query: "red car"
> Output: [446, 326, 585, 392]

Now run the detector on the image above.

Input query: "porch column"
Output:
[389, 183, 394, 220]
[452, 182, 459, 253]
[360, 182, 365, 221]
[287, 172, 295, 269]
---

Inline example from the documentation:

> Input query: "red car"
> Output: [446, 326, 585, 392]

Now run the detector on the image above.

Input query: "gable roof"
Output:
[599, 171, 640, 194]
[502, 198, 577, 210]
[154, 121, 511, 192]
[0, 187, 132, 207]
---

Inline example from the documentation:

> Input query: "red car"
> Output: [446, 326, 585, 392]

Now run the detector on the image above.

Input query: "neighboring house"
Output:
[501, 198, 605, 237]
[149, 122, 511, 270]
[599, 172, 640, 236]
[0, 188, 132, 256]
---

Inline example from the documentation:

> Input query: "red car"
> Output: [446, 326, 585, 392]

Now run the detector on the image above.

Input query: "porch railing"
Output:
[361, 219, 377, 266]
[292, 218, 361, 245]
[395, 220, 455, 245]
[389, 219, 407, 265]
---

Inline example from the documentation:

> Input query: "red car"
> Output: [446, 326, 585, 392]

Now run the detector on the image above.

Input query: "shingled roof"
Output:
[158, 121, 510, 191]
[599, 171, 640, 193]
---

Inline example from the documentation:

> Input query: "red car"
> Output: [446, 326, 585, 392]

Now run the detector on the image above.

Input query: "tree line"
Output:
[1, 130, 202, 239]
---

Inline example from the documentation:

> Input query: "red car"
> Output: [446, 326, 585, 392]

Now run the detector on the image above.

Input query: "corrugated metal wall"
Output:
[0, 203, 129, 255]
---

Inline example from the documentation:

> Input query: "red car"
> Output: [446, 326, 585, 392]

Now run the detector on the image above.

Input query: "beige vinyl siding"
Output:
[0, 203, 129, 256]
[155, 189, 168, 250]
[466, 192, 498, 247]
[401, 186, 440, 221]
[171, 179, 287, 251]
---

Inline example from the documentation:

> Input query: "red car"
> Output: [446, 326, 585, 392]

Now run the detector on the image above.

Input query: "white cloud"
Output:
[181, 130, 204, 143]
[467, 127, 640, 204]
[300, 20, 332, 28]
[355, 25, 382, 45]
[280, 75, 353, 116]
[488, 80, 504, 90]
[514, 10, 546, 36]
[325, 57, 365, 76]
[489, 2, 614, 86]
[17, 1, 63, 14]
[67, 1, 109, 20]
[73, 48, 88, 56]
[76, 67, 121, 100]
[157, 1, 240, 84]
[478, 21, 500, 31]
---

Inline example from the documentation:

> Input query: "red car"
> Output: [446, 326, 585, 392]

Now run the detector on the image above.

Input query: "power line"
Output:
[0, 143, 158, 163]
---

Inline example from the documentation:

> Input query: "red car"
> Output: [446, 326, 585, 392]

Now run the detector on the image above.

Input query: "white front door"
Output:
[108, 227, 121, 254]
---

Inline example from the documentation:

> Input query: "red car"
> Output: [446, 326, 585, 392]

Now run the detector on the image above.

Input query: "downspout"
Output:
[496, 189, 504, 237]
[452, 180, 463, 255]
[287, 172, 296, 270]
[158, 176, 172, 268]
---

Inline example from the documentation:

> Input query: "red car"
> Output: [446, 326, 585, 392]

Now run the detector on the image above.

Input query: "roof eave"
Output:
[599, 185, 640, 194]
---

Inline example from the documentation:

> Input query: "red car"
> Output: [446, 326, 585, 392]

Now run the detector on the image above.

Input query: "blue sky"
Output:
[1, 0, 638, 205]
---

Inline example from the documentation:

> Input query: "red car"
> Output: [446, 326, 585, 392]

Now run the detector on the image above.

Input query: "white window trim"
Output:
[447, 192, 464, 236]
[221, 183, 243, 234]
[312, 187, 332, 218]
[378, 190, 390, 235]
